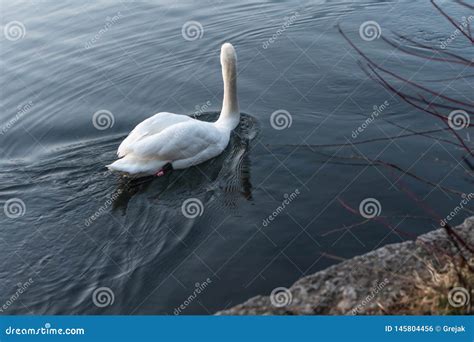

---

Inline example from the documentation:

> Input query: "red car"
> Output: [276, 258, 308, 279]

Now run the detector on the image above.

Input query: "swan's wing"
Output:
[117, 112, 192, 157]
[127, 121, 223, 161]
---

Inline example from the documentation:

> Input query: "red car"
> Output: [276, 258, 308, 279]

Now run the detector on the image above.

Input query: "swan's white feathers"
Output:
[108, 43, 239, 176]
[107, 154, 167, 175]
[117, 112, 192, 157]
[129, 120, 226, 161]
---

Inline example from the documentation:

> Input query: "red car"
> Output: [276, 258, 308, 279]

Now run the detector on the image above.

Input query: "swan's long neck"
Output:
[216, 44, 239, 130]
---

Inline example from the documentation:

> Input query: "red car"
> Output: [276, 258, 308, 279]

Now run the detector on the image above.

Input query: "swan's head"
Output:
[220, 43, 237, 66]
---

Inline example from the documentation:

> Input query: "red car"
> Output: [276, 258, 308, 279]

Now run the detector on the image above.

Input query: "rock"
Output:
[216, 217, 474, 315]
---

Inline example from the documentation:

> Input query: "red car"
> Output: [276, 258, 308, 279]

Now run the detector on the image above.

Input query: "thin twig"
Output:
[431, 0, 474, 43]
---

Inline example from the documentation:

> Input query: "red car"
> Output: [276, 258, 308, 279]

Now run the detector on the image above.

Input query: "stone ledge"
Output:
[217, 217, 474, 315]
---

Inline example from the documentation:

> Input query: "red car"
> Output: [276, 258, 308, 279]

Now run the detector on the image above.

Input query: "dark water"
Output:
[0, 0, 472, 314]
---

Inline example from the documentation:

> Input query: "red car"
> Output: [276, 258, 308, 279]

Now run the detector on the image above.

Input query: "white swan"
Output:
[107, 43, 240, 176]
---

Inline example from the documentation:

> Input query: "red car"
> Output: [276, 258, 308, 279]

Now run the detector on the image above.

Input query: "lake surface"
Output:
[0, 0, 472, 314]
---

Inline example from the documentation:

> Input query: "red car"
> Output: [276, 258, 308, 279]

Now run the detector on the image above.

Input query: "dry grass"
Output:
[396, 256, 473, 314]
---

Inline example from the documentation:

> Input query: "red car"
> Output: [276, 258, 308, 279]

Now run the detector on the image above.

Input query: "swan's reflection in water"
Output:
[0, 112, 258, 314]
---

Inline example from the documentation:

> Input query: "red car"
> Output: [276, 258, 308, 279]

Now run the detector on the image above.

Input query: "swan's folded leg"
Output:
[155, 162, 173, 177]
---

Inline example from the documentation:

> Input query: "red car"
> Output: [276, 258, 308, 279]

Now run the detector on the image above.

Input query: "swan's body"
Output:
[107, 43, 239, 176]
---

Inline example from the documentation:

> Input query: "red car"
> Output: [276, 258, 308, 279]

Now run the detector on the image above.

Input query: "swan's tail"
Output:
[106, 155, 167, 175]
